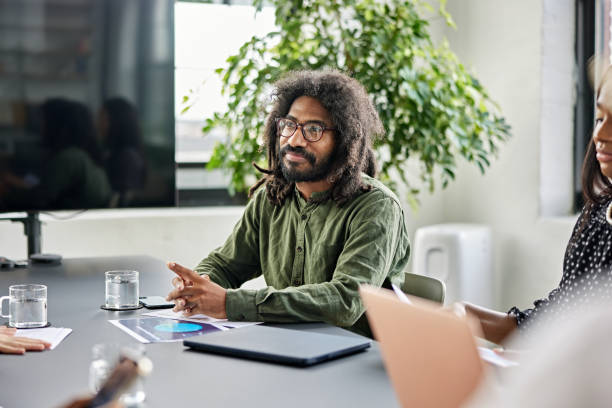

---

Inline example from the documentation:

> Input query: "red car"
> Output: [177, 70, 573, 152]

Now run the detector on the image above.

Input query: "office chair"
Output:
[401, 272, 446, 304]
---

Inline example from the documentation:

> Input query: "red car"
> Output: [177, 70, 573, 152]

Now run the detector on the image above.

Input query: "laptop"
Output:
[360, 285, 484, 408]
[183, 324, 371, 366]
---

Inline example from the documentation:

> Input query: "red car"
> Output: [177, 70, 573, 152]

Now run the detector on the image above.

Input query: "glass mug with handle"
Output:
[0, 284, 48, 328]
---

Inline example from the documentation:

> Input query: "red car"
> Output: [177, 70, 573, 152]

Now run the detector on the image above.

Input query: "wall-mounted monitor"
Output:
[0, 0, 175, 213]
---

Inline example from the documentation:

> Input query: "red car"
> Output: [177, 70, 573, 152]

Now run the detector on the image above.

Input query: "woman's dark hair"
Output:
[249, 69, 383, 205]
[41, 98, 103, 165]
[102, 97, 142, 151]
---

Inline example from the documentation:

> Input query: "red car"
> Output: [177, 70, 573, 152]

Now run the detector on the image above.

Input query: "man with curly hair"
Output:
[166, 69, 410, 337]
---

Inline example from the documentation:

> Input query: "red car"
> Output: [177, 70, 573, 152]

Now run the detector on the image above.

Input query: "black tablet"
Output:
[183, 325, 371, 366]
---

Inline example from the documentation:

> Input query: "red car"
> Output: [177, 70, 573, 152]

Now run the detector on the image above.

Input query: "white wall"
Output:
[406, 0, 578, 310]
[0, 0, 580, 310]
[0, 208, 243, 269]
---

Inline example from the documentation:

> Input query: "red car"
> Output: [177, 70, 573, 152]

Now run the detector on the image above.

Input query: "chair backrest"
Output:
[401, 272, 445, 304]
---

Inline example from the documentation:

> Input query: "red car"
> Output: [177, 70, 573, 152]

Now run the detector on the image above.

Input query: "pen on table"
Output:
[391, 284, 412, 304]
[493, 347, 525, 357]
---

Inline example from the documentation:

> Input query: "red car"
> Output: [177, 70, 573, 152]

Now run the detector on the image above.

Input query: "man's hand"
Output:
[165, 262, 227, 319]
[0, 326, 51, 354]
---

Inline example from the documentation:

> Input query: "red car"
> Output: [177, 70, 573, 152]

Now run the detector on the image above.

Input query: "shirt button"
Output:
[297, 246, 303, 252]
[301, 214, 307, 220]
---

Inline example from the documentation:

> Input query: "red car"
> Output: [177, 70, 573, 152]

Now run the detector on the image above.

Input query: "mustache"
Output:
[279, 145, 316, 165]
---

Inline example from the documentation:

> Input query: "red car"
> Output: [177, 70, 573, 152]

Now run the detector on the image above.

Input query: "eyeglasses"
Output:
[275, 117, 336, 143]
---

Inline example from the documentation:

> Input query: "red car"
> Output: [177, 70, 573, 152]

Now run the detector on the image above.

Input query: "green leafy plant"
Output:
[199, 0, 511, 207]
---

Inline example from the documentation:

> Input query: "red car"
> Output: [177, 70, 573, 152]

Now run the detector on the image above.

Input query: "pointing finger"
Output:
[167, 262, 200, 283]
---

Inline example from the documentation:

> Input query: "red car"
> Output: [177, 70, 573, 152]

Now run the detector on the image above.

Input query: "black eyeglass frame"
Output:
[275, 117, 337, 143]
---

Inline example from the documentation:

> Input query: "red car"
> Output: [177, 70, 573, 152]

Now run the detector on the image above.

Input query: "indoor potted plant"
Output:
[196, 0, 511, 208]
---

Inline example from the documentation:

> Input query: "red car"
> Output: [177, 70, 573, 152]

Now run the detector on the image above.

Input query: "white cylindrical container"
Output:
[412, 224, 492, 307]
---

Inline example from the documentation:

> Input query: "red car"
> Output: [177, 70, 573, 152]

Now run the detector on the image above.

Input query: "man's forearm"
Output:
[225, 282, 364, 327]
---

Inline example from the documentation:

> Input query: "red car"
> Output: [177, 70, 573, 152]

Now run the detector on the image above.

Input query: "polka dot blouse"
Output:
[509, 199, 612, 330]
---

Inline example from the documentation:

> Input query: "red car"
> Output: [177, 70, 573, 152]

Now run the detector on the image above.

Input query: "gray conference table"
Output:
[0, 255, 398, 407]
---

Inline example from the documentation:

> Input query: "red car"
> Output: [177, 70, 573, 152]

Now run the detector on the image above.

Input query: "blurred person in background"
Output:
[98, 97, 146, 207]
[0, 98, 111, 210]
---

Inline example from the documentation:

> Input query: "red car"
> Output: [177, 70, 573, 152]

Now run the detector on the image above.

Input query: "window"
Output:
[174, 1, 275, 205]
[574, 0, 597, 210]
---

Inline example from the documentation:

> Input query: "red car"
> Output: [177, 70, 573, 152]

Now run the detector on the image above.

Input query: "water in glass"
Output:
[105, 271, 139, 308]
[10, 298, 47, 328]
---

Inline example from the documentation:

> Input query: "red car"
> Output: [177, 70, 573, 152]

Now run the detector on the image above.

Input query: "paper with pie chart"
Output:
[109, 317, 227, 343]
[141, 308, 262, 329]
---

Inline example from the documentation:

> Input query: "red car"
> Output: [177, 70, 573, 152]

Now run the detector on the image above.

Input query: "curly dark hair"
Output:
[249, 69, 383, 205]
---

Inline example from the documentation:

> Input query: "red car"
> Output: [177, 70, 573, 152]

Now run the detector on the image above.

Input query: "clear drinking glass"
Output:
[105, 270, 139, 309]
[0, 284, 47, 328]
[89, 343, 146, 407]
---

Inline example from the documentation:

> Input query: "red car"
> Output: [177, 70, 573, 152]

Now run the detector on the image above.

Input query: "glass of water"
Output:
[105, 270, 139, 309]
[89, 343, 146, 407]
[0, 284, 47, 328]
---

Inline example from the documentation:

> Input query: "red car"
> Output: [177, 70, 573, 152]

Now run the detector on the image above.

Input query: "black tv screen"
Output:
[0, 0, 175, 212]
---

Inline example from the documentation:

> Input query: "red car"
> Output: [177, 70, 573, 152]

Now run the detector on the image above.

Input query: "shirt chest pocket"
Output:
[305, 243, 342, 283]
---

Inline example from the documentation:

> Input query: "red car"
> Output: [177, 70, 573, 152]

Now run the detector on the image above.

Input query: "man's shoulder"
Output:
[245, 185, 267, 210]
[358, 173, 402, 207]
[247, 184, 282, 213]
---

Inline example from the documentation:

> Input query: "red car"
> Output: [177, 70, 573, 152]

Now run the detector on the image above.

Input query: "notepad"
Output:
[15, 327, 72, 350]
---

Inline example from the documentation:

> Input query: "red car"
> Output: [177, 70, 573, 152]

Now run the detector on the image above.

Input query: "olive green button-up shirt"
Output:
[194, 174, 410, 337]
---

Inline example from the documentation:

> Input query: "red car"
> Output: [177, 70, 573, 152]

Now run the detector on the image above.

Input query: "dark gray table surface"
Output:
[0, 255, 398, 408]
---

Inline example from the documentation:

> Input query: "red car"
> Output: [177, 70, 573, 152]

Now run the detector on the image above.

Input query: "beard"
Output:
[280, 145, 334, 182]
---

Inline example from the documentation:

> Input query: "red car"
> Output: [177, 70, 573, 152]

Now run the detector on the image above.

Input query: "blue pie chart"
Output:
[154, 322, 203, 333]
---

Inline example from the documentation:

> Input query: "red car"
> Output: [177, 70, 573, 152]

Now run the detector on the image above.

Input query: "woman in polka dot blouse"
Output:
[459, 66, 612, 345]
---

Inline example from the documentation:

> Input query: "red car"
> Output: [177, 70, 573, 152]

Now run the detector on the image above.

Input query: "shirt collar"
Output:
[293, 185, 331, 207]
